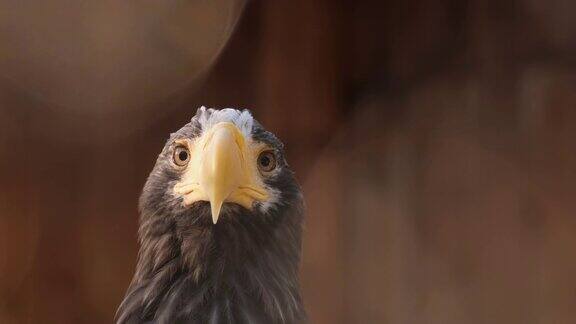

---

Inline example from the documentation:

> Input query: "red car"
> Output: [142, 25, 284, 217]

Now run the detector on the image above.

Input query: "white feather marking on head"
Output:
[258, 186, 281, 214]
[196, 106, 254, 137]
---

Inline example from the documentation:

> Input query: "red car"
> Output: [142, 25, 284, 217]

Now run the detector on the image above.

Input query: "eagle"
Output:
[116, 107, 306, 324]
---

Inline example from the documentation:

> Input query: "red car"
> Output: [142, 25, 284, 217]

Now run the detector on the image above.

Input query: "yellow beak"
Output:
[201, 123, 244, 223]
[174, 122, 268, 224]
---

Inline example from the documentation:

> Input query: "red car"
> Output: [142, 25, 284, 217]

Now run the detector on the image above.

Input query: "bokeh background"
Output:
[1, 0, 576, 323]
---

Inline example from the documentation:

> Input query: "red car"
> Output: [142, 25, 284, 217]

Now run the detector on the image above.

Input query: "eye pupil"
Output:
[257, 151, 277, 172]
[178, 151, 188, 161]
[259, 155, 270, 167]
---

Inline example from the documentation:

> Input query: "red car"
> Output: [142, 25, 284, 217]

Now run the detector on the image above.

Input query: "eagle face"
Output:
[118, 107, 305, 324]
[140, 106, 301, 226]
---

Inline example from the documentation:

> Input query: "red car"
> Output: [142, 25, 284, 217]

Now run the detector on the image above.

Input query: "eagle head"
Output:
[117, 107, 305, 323]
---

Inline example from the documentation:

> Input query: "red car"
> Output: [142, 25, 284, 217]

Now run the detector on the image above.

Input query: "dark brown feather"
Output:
[116, 109, 306, 324]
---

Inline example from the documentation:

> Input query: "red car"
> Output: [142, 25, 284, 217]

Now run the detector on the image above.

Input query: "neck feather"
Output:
[116, 208, 305, 324]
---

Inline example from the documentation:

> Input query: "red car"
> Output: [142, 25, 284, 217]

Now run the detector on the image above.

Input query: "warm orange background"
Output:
[1, 1, 576, 323]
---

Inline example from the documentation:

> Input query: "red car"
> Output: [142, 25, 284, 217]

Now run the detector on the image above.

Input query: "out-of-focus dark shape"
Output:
[0, 0, 245, 141]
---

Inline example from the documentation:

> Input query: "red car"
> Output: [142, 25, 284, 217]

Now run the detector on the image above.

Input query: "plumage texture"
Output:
[116, 107, 306, 324]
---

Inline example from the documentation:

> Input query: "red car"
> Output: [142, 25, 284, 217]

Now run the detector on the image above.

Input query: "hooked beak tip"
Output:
[210, 201, 223, 224]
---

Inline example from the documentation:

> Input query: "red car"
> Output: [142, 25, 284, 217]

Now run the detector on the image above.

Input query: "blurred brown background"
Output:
[1, 0, 576, 323]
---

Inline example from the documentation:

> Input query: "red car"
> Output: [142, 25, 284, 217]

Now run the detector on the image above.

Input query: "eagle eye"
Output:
[173, 145, 190, 167]
[257, 150, 277, 173]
